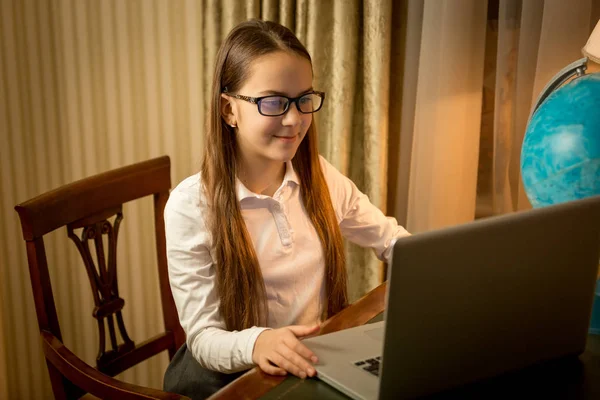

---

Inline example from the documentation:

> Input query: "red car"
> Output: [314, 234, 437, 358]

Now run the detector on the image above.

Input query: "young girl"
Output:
[163, 19, 409, 399]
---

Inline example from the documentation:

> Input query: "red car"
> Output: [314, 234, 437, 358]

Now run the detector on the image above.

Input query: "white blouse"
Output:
[165, 156, 409, 373]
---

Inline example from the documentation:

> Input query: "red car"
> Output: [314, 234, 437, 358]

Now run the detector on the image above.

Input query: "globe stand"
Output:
[590, 279, 600, 336]
[527, 57, 588, 123]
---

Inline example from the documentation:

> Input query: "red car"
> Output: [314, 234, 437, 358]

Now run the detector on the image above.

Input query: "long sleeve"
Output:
[164, 176, 268, 373]
[320, 157, 411, 262]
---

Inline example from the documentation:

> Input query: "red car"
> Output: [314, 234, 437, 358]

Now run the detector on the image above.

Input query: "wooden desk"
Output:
[209, 281, 600, 400]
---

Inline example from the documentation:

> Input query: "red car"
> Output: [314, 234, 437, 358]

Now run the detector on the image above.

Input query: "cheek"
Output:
[241, 117, 281, 142]
[301, 115, 313, 132]
[258, 117, 283, 134]
[239, 110, 276, 131]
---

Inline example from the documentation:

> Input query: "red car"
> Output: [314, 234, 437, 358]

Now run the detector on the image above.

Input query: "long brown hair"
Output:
[201, 19, 347, 331]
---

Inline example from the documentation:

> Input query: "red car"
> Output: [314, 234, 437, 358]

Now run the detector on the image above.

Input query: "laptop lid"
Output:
[379, 195, 600, 398]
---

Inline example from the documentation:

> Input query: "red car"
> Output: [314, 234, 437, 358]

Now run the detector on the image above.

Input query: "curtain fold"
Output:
[388, 0, 424, 228]
[405, 0, 488, 233]
[511, 0, 544, 212]
[492, 0, 521, 215]
[354, 0, 393, 289]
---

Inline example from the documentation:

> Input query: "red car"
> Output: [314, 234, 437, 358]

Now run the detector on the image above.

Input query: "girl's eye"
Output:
[298, 94, 319, 112]
[263, 99, 285, 106]
[260, 97, 288, 115]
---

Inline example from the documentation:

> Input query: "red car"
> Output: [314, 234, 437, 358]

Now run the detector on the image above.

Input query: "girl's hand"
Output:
[252, 324, 320, 379]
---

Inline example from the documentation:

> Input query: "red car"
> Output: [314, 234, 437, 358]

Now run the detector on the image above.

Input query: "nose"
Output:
[281, 101, 302, 127]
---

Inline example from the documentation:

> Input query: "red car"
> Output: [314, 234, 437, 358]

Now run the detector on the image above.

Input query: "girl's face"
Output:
[222, 51, 314, 166]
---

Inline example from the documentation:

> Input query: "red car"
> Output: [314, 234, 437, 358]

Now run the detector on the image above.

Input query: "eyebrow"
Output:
[257, 87, 314, 96]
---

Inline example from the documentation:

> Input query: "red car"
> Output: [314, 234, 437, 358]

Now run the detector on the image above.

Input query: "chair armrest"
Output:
[41, 331, 190, 400]
[208, 281, 388, 400]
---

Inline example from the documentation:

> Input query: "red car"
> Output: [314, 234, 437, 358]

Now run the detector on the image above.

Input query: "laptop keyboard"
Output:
[353, 356, 381, 377]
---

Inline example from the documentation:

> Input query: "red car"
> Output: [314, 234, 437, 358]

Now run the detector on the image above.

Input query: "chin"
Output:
[263, 134, 306, 162]
[267, 148, 299, 163]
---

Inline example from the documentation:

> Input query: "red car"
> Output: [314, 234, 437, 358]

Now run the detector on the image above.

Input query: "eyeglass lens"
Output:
[259, 93, 322, 116]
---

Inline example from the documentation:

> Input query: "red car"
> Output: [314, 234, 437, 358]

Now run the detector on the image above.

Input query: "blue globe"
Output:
[521, 72, 600, 208]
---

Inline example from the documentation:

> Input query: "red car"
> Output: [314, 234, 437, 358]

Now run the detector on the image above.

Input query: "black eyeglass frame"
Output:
[225, 91, 326, 117]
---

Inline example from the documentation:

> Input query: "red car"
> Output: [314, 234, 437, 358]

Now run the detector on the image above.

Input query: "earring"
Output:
[230, 123, 236, 128]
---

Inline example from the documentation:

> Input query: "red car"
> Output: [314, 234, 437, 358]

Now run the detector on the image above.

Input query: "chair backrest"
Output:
[15, 156, 186, 399]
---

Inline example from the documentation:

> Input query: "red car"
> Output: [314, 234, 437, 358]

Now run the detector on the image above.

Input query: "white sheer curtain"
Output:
[391, 0, 600, 233]
[406, 0, 488, 233]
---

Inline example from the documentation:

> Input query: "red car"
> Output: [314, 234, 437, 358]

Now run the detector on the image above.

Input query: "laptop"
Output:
[303, 195, 600, 399]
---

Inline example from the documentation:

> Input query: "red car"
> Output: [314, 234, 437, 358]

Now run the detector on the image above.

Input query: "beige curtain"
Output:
[0, 0, 392, 397]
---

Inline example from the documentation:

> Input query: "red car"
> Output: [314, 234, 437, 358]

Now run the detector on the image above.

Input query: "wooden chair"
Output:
[14, 156, 189, 400]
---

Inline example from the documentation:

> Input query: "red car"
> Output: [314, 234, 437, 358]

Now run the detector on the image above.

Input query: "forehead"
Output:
[241, 51, 313, 96]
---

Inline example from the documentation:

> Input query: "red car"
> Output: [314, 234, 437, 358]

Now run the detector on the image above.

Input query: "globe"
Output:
[521, 70, 600, 335]
[520, 72, 600, 208]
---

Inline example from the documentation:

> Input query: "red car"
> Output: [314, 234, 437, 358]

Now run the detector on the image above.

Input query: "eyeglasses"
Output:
[226, 91, 325, 117]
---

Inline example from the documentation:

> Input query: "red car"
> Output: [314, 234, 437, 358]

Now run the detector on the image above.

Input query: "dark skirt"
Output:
[163, 343, 248, 400]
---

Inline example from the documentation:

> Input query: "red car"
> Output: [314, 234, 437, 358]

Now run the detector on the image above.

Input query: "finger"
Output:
[270, 352, 308, 379]
[287, 324, 321, 338]
[300, 328, 321, 340]
[278, 345, 317, 377]
[259, 358, 287, 376]
[287, 337, 319, 365]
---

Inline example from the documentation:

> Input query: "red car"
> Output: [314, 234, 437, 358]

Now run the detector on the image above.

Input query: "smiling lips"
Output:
[274, 134, 298, 142]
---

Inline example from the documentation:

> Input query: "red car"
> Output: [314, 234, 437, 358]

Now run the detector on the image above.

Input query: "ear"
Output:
[220, 94, 237, 127]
